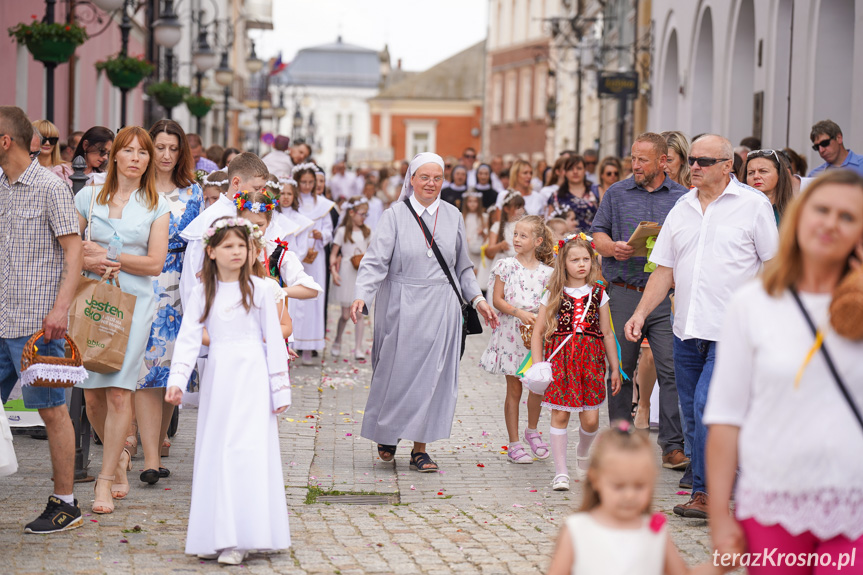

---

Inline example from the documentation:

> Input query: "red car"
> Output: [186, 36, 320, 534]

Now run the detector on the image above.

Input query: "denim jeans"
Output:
[0, 335, 67, 409]
[672, 336, 716, 495]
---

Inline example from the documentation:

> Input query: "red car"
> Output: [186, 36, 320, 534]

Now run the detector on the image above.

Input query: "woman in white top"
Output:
[705, 170, 863, 572]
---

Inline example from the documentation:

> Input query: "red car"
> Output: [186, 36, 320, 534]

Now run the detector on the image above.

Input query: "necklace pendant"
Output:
[427, 248, 433, 258]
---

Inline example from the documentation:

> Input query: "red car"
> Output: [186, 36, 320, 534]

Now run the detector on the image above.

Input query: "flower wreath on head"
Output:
[463, 190, 483, 199]
[342, 197, 369, 212]
[203, 173, 228, 187]
[291, 162, 318, 176]
[548, 204, 573, 220]
[194, 169, 209, 185]
[265, 179, 281, 191]
[553, 232, 595, 255]
[277, 176, 297, 186]
[233, 190, 278, 213]
[202, 217, 263, 246]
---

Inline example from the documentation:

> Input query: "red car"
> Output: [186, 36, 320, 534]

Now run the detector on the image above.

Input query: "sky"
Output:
[253, 0, 489, 72]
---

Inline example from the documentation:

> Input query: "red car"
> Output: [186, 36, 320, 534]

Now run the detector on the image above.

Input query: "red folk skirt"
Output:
[540, 332, 606, 412]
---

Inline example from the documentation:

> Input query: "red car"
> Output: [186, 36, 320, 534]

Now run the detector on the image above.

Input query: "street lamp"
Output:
[292, 107, 303, 143]
[90, 0, 125, 11]
[152, 0, 182, 49]
[246, 40, 264, 74]
[192, 23, 218, 134]
[214, 52, 234, 145]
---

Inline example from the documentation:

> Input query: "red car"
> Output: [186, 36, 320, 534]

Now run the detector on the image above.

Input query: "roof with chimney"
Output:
[372, 41, 485, 101]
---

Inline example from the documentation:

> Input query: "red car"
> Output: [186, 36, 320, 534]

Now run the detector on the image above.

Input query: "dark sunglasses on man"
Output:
[687, 156, 731, 167]
[811, 137, 833, 152]
[40, 136, 59, 147]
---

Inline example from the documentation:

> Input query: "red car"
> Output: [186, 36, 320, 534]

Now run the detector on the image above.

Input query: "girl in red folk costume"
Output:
[529, 233, 620, 491]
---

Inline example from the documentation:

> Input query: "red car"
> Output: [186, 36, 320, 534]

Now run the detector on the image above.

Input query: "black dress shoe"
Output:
[140, 469, 160, 484]
[158, 467, 170, 478]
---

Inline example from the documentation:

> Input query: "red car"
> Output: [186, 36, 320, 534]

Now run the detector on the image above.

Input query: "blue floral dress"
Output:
[138, 184, 203, 389]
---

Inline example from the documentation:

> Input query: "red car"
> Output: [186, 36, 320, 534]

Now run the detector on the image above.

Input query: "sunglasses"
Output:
[29, 149, 41, 160]
[604, 170, 619, 176]
[812, 137, 833, 151]
[687, 156, 731, 167]
[41, 136, 59, 146]
[463, 154, 476, 159]
[89, 148, 110, 158]
[747, 149, 780, 163]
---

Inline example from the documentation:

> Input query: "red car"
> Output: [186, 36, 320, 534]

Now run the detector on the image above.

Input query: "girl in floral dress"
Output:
[480, 216, 554, 464]
[530, 234, 620, 491]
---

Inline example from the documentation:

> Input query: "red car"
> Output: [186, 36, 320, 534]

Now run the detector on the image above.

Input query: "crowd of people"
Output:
[1, 101, 862, 572]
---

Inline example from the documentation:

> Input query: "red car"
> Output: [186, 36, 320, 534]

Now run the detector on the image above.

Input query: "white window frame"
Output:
[534, 63, 547, 120]
[504, 70, 517, 123]
[518, 67, 532, 121]
[404, 119, 438, 158]
[492, 73, 504, 125]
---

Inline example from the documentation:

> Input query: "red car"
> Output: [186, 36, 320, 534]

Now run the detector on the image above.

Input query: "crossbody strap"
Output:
[790, 288, 863, 433]
[403, 200, 467, 308]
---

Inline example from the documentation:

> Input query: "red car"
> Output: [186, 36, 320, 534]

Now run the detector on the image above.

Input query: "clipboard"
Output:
[626, 221, 662, 257]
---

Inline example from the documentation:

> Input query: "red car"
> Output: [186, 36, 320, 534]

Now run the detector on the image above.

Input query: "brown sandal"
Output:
[112, 448, 132, 500]
[93, 474, 115, 514]
[161, 439, 171, 458]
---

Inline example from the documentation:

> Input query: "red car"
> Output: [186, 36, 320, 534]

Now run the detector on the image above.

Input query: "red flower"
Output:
[31, 14, 38, 19]
[649, 512, 666, 533]
[65, 25, 71, 31]
[476, 463, 485, 468]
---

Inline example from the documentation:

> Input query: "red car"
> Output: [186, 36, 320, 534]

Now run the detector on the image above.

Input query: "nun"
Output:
[350, 153, 499, 472]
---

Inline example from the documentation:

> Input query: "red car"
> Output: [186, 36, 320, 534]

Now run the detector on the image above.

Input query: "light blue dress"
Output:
[74, 185, 170, 391]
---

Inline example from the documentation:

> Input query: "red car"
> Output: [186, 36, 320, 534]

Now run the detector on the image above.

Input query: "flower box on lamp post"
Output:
[96, 54, 155, 90]
[185, 94, 214, 118]
[8, 18, 88, 64]
[146, 81, 190, 110]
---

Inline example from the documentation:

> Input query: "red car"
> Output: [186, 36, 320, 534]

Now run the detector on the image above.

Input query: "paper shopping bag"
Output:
[68, 275, 136, 374]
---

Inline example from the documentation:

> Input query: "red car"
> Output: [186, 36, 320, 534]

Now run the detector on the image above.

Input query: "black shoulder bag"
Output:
[404, 200, 483, 358]
[790, 289, 863, 434]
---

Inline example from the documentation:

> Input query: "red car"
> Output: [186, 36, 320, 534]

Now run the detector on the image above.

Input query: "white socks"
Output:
[53, 493, 75, 505]
[577, 426, 597, 470]
[549, 426, 568, 476]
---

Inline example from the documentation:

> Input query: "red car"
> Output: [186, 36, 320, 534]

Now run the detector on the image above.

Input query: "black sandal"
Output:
[377, 444, 397, 462]
[409, 451, 438, 473]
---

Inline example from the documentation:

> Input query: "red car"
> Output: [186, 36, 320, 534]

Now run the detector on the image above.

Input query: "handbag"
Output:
[404, 200, 482, 358]
[790, 289, 863, 434]
[350, 248, 364, 270]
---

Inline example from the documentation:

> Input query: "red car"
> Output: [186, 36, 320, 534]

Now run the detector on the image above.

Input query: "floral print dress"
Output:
[479, 257, 552, 375]
[139, 184, 204, 389]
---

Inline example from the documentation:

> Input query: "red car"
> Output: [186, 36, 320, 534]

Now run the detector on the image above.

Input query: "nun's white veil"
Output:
[397, 152, 445, 201]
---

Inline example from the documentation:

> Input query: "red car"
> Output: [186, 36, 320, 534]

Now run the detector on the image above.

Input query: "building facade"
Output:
[369, 41, 484, 164]
[483, 0, 562, 164]
[650, 0, 863, 166]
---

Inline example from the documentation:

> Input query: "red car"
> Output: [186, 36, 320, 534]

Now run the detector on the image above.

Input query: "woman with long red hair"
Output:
[73, 126, 170, 514]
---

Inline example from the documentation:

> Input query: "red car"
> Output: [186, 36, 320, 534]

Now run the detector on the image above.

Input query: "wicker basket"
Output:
[519, 324, 534, 349]
[830, 267, 863, 340]
[19, 331, 88, 388]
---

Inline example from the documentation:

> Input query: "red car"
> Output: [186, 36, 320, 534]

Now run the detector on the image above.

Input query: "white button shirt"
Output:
[649, 178, 779, 341]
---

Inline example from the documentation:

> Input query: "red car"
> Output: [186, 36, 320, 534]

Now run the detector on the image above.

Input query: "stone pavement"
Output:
[0, 306, 716, 574]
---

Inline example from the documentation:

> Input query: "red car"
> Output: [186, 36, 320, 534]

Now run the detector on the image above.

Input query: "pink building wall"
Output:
[1, 3, 146, 139]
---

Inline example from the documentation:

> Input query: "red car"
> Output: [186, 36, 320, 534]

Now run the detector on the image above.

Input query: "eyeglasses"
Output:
[0, 134, 13, 143]
[418, 175, 444, 183]
[747, 149, 780, 164]
[604, 170, 619, 177]
[687, 156, 731, 167]
[40, 136, 59, 147]
[812, 137, 833, 151]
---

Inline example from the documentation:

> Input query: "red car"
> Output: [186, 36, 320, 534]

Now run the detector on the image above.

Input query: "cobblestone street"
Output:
[1, 307, 713, 574]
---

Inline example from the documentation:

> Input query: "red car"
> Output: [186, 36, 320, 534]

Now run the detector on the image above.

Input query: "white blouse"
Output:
[704, 280, 863, 539]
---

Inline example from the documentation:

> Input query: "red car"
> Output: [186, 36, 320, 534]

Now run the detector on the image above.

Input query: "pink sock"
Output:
[549, 426, 568, 476]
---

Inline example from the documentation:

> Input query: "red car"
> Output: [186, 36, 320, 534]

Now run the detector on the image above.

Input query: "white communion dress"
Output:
[565, 513, 666, 575]
[167, 277, 292, 556]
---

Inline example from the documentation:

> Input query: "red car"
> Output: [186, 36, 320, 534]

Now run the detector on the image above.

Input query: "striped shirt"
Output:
[590, 175, 688, 287]
[0, 160, 80, 338]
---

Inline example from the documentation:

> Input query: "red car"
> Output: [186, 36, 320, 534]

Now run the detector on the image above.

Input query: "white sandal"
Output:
[552, 473, 570, 491]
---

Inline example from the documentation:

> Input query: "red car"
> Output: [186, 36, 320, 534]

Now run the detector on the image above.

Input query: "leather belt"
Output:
[611, 281, 645, 293]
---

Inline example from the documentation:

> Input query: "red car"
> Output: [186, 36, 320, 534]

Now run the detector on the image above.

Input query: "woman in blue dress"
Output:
[75, 126, 170, 514]
[133, 120, 203, 484]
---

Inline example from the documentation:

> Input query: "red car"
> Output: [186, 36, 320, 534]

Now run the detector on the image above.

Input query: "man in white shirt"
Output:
[329, 161, 356, 201]
[624, 134, 779, 520]
[261, 135, 293, 177]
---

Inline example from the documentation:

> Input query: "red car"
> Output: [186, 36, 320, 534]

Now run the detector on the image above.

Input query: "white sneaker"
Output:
[331, 343, 341, 357]
[354, 349, 365, 360]
[552, 473, 570, 491]
[217, 548, 246, 565]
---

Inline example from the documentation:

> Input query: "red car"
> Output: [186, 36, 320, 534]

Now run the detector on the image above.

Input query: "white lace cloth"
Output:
[21, 364, 88, 387]
[736, 486, 863, 540]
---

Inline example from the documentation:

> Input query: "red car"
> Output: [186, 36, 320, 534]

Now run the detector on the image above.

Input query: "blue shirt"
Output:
[590, 175, 688, 287]
[196, 156, 219, 173]
[808, 149, 863, 177]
